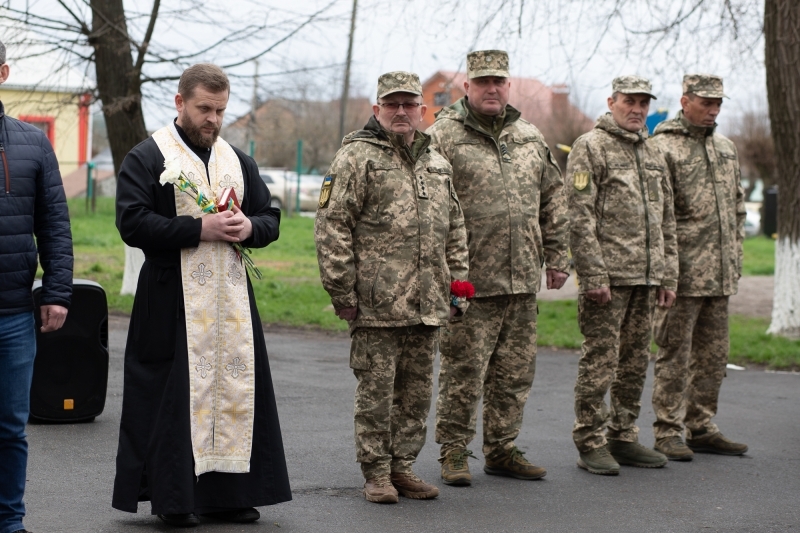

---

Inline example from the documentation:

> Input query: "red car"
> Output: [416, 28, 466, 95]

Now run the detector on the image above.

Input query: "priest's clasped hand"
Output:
[200, 205, 253, 242]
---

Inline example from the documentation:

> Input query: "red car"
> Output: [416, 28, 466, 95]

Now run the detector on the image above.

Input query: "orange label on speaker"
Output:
[64, 399, 74, 410]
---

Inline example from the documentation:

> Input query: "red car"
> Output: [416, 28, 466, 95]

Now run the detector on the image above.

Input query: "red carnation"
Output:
[450, 280, 475, 299]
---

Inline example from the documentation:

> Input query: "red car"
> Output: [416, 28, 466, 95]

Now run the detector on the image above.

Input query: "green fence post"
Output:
[86, 161, 95, 213]
[295, 139, 303, 214]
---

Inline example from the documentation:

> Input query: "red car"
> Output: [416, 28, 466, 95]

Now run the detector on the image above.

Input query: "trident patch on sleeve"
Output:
[318, 174, 335, 208]
[573, 171, 591, 192]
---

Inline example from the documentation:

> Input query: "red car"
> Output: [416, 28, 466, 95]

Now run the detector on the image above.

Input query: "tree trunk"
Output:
[89, 0, 150, 294]
[89, 0, 149, 178]
[765, 0, 800, 338]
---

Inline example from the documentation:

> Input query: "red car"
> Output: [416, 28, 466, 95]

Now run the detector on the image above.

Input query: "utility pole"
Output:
[249, 59, 259, 158]
[338, 0, 358, 141]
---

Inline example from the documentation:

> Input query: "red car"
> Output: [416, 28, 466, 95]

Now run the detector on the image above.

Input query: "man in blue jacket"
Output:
[0, 41, 73, 533]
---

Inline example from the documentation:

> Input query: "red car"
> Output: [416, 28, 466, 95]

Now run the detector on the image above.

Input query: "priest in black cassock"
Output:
[112, 63, 291, 527]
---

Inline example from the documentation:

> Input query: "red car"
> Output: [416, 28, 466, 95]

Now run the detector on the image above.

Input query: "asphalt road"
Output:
[22, 318, 800, 533]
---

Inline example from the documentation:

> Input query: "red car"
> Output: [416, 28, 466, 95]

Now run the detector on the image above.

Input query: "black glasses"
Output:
[379, 102, 422, 112]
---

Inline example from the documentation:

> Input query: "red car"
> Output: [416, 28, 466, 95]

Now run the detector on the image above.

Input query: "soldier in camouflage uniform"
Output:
[650, 74, 748, 461]
[428, 50, 570, 486]
[568, 76, 678, 475]
[314, 71, 469, 504]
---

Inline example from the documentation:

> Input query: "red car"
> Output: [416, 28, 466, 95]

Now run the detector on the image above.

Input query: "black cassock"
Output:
[112, 124, 291, 515]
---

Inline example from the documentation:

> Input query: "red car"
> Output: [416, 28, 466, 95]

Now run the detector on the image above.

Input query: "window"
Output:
[19, 115, 55, 146]
[434, 92, 450, 107]
[260, 173, 274, 184]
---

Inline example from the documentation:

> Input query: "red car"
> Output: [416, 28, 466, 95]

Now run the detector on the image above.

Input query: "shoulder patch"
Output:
[318, 174, 335, 208]
[573, 171, 591, 191]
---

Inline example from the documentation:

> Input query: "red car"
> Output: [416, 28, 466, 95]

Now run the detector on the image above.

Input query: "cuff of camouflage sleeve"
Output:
[579, 274, 610, 292]
[545, 256, 571, 274]
[331, 292, 358, 310]
[660, 279, 678, 291]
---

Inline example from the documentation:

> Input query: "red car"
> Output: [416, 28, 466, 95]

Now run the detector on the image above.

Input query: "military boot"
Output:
[687, 430, 748, 456]
[390, 472, 439, 499]
[608, 439, 668, 468]
[577, 445, 620, 475]
[439, 448, 475, 486]
[655, 436, 694, 461]
[363, 474, 399, 504]
[484, 447, 547, 480]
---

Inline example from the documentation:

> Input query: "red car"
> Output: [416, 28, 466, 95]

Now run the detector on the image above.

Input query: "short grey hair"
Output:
[0, 40, 6, 65]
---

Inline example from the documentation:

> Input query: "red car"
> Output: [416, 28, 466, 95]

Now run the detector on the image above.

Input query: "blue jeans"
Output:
[0, 312, 36, 533]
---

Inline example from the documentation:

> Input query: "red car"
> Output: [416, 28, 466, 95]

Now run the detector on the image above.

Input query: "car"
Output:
[259, 168, 322, 212]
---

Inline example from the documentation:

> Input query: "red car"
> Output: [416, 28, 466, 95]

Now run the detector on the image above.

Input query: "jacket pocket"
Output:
[370, 259, 398, 309]
[644, 163, 664, 202]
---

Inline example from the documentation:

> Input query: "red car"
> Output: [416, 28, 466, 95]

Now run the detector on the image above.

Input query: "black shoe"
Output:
[157, 513, 201, 527]
[13, 530, 33, 533]
[201, 507, 260, 523]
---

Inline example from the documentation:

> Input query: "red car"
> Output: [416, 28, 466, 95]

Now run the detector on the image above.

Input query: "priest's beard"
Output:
[180, 110, 220, 149]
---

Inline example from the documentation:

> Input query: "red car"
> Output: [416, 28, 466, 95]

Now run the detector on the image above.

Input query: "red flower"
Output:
[450, 280, 475, 299]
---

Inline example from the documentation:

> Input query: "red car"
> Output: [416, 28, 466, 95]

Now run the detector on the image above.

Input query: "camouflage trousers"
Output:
[436, 294, 538, 458]
[351, 325, 438, 480]
[652, 296, 729, 440]
[573, 286, 656, 452]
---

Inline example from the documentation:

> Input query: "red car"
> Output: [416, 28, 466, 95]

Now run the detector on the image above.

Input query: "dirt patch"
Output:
[730, 276, 773, 318]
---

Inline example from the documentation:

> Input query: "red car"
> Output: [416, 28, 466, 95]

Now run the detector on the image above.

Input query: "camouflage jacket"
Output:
[427, 97, 569, 297]
[650, 111, 745, 296]
[314, 116, 469, 330]
[567, 113, 678, 292]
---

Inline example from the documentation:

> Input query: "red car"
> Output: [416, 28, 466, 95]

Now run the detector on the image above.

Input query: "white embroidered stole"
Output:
[152, 123, 256, 475]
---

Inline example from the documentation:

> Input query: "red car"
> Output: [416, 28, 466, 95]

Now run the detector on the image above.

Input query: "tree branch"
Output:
[133, 0, 160, 78]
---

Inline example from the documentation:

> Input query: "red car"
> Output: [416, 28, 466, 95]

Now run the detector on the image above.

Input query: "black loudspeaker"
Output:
[30, 279, 109, 422]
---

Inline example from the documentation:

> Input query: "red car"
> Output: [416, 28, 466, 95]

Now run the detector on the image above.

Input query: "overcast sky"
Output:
[2, 0, 767, 134]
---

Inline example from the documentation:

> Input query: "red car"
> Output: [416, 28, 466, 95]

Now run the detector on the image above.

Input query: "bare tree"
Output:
[1, 0, 342, 177]
[764, 0, 800, 338]
[224, 95, 372, 173]
[729, 107, 776, 199]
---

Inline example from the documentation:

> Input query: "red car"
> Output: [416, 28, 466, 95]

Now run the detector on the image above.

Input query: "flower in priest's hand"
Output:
[160, 159, 182, 186]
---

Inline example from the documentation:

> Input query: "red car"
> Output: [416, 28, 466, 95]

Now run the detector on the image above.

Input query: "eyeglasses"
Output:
[378, 102, 422, 112]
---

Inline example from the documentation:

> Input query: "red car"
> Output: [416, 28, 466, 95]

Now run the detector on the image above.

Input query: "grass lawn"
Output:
[62, 197, 798, 368]
[742, 235, 775, 276]
[535, 299, 800, 370]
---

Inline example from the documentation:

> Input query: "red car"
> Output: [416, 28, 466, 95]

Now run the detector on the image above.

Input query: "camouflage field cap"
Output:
[466, 50, 510, 79]
[612, 75, 657, 99]
[377, 71, 423, 99]
[683, 74, 727, 98]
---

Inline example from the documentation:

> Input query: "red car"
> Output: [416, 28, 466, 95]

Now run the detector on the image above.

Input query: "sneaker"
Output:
[440, 448, 475, 486]
[363, 474, 399, 503]
[687, 430, 748, 456]
[608, 439, 668, 468]
[484, 446, 547, 480]
[157, 513, 201, 527]
[577, 445, 620, 475]
[655, 436, 694, 461]
[390, 471, 440, 499]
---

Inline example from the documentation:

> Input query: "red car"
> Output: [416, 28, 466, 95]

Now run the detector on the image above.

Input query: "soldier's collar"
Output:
[596, 113, 646, 144]
[678, 111, 716, 137]
[463, 97, 520, 136]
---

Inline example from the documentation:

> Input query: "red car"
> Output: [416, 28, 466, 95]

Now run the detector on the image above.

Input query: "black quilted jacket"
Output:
[0, 101, 73, 314]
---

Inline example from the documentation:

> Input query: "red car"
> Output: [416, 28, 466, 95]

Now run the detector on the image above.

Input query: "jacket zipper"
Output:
[633, 143, 651, 284]
[1, 144, 9, 194]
